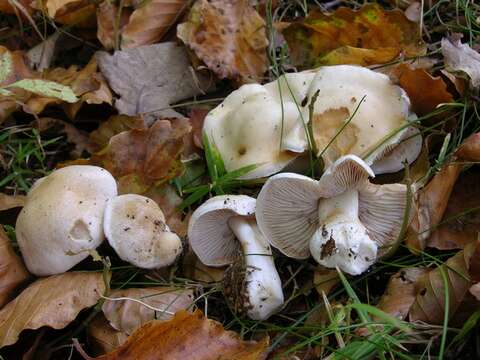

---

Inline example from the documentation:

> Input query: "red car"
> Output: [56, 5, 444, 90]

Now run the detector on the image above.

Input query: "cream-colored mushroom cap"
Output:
[15, 165, 118, 276]
[104, 194, 182, 269]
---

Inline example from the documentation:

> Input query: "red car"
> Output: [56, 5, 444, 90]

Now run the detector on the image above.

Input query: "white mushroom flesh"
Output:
[228, 216, 284, 320]
[15, 165, 118, 276]
[310, 190, 377, 275]
[104, 194, 182, 269]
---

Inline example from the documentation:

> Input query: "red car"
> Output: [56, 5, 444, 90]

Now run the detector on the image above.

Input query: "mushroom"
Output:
[103, 194, 182, 269]
[256, 155, 409, 275]
[203, 65, 417, 179]
[188, 195, 284, 320]
[15, 165, 118, 276]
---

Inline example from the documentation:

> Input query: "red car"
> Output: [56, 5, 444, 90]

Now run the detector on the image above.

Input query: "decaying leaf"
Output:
[282, 4, 424, 68]
[102, 287, 194, 334]
[183, 251, 225, 283]
[88, 314, 128, 356]
[313, 266, 339, 297]
[96, 42, 212, 119]
[0, 193, 25, 211]
[409, 240, 480, 324]
[94, 310, 269, 360]
[33, 0, 96, 25]
[89, 115, 147, 150]
[456, 132, 480, 161]
[0, 227, 30, 308]
[91, 118, 191, 191]
[376, 268, 427, 320]
[0, 271, 106, 347]
[469, 283, 480, 301]
[428, 170, 480, 250]
[442, 37, 480, 87]
[96, 1, 132, 50]
[392, 64, 454, 116]
[177, 0, 268, 83]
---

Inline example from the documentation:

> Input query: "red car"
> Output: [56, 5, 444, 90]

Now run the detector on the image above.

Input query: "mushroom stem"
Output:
[228, 216, 284, 320]
[309, 190, 378, 275]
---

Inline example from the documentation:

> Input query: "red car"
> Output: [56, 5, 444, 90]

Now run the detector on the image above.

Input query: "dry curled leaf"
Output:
[0, 193, 25, 211]
[409, 240, 480, 324]
[94, 310, 269, 360]
[313, 266, 339, 297]
[0, 271, 105, 347]
[282, 4, 424, 68]
[96, 42, 212, 119]
[393, 64, 454, 116]
[88, 314, 128, 356]
[102, 287, 194, 335]
[376, 268, 427, 320]
[177, 0, 268, 83]
[456, 132, 480, 161]
[183, 251, 225, 283]
[442, 37, 480, 87]
[33, 0, 96, 26]
[89, 115, 147, 150]
[91, 118, 191, 191]
[97, 1, 132, 50]
[0, 227, 29, 308]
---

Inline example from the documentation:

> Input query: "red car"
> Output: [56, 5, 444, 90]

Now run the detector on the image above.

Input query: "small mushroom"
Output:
[103, 194, 182, 269]
[15, 165, 118, 276]
[371, 126, 423, 174]
[256, 155, 409, 275]
[188, 195, 284, 320]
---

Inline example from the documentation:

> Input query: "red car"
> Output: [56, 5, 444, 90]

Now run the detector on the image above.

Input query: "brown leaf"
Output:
[96, 42, 212, 119]
[376, 268, 427, 320]
[97, 1, 132, 50]
[0, 193, 25, 211]
[456, 132, 480, 161]
[428, 170, 480, 250]
[183, 251, 225, 283]
[282, 4, 424, 69]
[91, 118, 191, 191]
[393, 64, 454, 116]
[442, 37, 480, 87]
[409, 240, 480, 324]
[177, 0, 268, 83]
[470, 282, 480, 301]
[94, 310, 269, 360]
[313, 266, 339, 297]
[88, 314, 128, 356]
[102, 287, 194, 335]
[0, 227, 30, 308]
[0, 271, 106, 347]
[33, 0, 96, 26]
[89, 115, 147, 150]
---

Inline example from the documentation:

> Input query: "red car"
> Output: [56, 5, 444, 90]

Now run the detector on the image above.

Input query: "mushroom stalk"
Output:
[228, 216, 284, 320]
[309, 190, 378, 275]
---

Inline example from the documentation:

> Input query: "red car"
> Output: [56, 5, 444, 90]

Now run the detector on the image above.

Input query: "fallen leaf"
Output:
[0, 227, 30, 308]
[177, 0, 268, 83]
[0, 0, 34, 14]
[407, 162, 462, 251]
[96, 42, 212, 120]
[442, 37, 480, 87]
[0, 271, 105, 347]
[183, 251, 225, 282]
[376, 268, 427, 320]
[26, 31, 61, 71]
[456, 132, 480, 161]
[88, 314, 128, 356]
[469, 283, 480, 301]
[410, 240, 480, 324]
[102, 287, 194, 334]
[93, 310, 269, 359]
[393, 64, 454, 116]
[96, 1, 132, 50]
[313, 266, 339, 297]
[282, 4, 424, 68]
[91, 118, 191, 191]
[34, 0, 96, 26]
[0, 193, 25, 211]
[427, 170, 480, 250]
[89, 115, 147, 150]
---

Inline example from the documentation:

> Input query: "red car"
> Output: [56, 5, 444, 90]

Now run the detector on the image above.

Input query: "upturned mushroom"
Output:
[256, 155, 409, 275]
[103, 194, 182, 269]
[188, 195, 284, 320]
[15, 165, 118, 276]
[203, 65, 419, 179]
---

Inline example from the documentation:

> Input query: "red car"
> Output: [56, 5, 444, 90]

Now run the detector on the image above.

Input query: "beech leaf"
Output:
[7, 79, 78, 103]
[88, 314, 128, 356]
[0, 193, 25, 211]
[442, 37, 480, 87]
[282, 4, 424, 68]
[0, 271, 106, 347]
[93, 310, 269, 360]
[177, 0, 268, 83]
[102, 287, 194, 335]
[0, 227, 30, 308]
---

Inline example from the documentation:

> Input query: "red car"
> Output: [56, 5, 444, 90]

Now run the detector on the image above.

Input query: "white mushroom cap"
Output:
[15, 165, 118, 276]
[188, 195, 284, 320]
[256, 155, 409, 274]
[371, 126, 423, 174]
[103, 194, 182, 269]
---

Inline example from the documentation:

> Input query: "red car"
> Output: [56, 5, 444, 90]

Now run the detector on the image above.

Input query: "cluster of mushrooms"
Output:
[14, 65, 423, 323]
